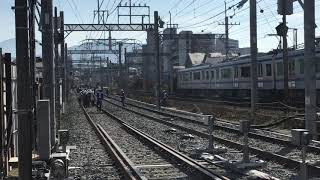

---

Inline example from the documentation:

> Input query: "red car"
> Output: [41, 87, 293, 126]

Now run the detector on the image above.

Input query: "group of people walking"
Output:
[76, 86, 168, 109]
[77, 86, 104, 110]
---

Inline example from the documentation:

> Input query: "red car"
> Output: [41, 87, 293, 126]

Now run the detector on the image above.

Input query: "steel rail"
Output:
[103, 98, 320, 177]
[81, 105, 138, 180]
[108, 96, 320, 153]
[100, 107, 229, 180]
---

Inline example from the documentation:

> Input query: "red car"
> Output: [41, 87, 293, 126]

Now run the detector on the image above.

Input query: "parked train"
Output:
[177, 47, 320, 102]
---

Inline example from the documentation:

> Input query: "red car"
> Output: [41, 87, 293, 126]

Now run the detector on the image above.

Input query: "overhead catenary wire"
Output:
[178, 0, 249, 29]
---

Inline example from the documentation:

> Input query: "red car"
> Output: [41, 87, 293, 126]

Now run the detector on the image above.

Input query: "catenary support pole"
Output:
[15, 0, 33, 178]
[283, 3, 289, 102]
[65, 43, 69, 101]
[28, 0, 37, 151]
[124, 48, 128, 91]
[154, 11, 161, 110]
[4, 54, 12, 177]
[42, 0, 56, 146]
[118, 43, 123, 89]
[0, 49, 3, 177]
[54, 7, 60, 122]
[250, 0, 258, 121]
[304, 0, 317, 138]
[224, 1, 229, 57]
[60, 11, 66, 113]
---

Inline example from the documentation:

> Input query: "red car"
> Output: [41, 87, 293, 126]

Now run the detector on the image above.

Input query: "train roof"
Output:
[179, 47, 320, 72]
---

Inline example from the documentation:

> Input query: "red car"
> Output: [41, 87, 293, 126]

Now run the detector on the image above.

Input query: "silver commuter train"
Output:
[177, 47, 320, 101]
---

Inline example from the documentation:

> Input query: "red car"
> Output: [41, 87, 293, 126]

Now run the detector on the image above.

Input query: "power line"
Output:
[178, 0, 247, 29]
[173, 0, 200, 18]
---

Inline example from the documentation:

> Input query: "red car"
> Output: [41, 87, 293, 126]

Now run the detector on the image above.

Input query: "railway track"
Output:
[60, 97, 127, 179]
[128, 90, 305, 111]
[83, 106, 229, 179]
[109, 96, 320, 150]
[103, 96, 320, 178]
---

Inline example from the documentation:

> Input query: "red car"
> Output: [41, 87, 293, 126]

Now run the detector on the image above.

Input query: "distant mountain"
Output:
[0, 38, 42, 58]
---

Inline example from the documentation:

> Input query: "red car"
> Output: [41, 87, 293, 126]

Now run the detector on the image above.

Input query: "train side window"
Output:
[289, 61, 295, 75]
[206, 71, 209, 80]
[240, 66, 251, 78]
[234, 66, 239, 78]
[216, 69, 220, 80]
[185, 73, 188, 81]
[189, 72, 192, 80]
[211, 71, 215, 79]
[258, 63, 263, 77]
[193, 72, 201, 80]
[266, 64, 272, 76]
[316, 61, 320, 72]
[201, 71, 205, 80]
[299, 60, 304, 74]
[221, 68, 232, 79]
[277, 62, 283, 76]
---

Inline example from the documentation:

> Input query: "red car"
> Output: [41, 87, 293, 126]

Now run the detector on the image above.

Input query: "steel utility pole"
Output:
[282, 2, 289, 102]
[65, 43, 69, 101]
[304, 0, 317, 138]
[218, 1, 240, 59]
[124, 48, 128, 92]
[154, 11, 161, 109]
[250, 0, 258, 121]
[15, 0, 32, 178]
[0, 49, 3, 177]
[107, 57, 110, 86]
[225, 1, 229, 57]
[42, 0, 56, 146]
[60, 11, 66, 111]
[29, 0, 37, 151]
[4, 54, 12, 177]
[54, 7, 61, 129]
[118, 43, 123, 89]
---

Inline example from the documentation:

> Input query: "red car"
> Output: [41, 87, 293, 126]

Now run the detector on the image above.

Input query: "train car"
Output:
[177, 47, 320, 102]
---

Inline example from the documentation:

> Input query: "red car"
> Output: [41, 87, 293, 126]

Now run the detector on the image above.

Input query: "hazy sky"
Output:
[0, 0, 319, 52]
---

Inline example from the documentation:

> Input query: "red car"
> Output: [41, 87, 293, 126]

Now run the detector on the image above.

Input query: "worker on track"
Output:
[120, 89, 126, 106]
[105, 88, 109, 98]
[96, 88, 104, 111]
[161, 90, 168, 107]
[90, 89, 95, 107]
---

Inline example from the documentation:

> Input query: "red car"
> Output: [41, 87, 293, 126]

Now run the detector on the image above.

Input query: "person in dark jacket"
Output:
[96, 89, 104, 111]
[120, 89, 126, 106]
[161, 90, 168, 107]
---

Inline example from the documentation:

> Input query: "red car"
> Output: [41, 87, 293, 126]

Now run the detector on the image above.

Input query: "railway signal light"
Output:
[276, 22, 288, 37]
